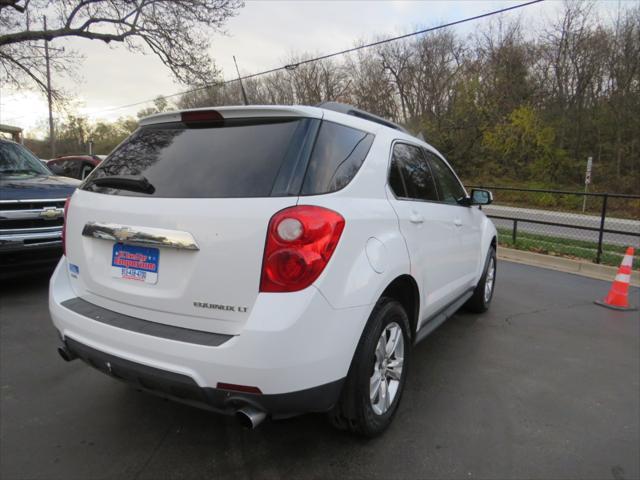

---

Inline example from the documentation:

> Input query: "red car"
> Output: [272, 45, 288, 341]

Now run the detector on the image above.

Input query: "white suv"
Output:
[49, 103, 497, 436]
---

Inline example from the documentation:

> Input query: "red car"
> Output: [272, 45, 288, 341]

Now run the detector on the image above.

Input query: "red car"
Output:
[47, 155, 103, 180]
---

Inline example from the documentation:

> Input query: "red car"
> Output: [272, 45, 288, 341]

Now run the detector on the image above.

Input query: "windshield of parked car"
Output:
[0, 142, 51, 177]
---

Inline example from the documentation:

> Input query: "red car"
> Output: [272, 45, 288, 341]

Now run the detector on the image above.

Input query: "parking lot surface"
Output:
[1, 261, 638, 480]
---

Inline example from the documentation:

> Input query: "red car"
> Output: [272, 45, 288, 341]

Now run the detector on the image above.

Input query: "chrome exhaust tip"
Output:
[57, 345, 77, 362]
[236, 406, 267, 429]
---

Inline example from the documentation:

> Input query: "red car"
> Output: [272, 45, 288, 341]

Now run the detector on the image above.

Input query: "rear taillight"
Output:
[260, 205, 345, 293]
[62, 196, 70, 256]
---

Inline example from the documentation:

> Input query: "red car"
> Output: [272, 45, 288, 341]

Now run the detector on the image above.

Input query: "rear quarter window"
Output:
[300, 122, 374, 195]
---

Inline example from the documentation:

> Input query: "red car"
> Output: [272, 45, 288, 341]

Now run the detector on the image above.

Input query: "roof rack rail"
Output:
[316, 102, 408, 133]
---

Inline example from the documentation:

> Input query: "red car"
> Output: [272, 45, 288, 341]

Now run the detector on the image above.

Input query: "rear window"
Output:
[83, 118, 373, 198]
[85, 119, 315, 198]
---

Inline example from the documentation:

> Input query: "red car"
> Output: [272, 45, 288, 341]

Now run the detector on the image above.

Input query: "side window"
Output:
[425, 151, 466, 204]
[69, 161, 81, 177]
[47, 161, 60, 175]
[57, 160, 75, 177]
[389, 143, 438, 202]
[300, 121, 374, 195]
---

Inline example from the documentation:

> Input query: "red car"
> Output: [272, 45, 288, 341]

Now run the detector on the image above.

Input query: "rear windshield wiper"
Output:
[89, 175, 155, 194]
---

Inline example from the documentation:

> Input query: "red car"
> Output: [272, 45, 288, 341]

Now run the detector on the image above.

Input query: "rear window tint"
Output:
[84, 118, 315, 198]
[301, 122, 374, 195]
[84, 118, 373, 198]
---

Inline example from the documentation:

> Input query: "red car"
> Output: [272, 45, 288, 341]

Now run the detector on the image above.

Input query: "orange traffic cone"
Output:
[595, 247, 637, 311]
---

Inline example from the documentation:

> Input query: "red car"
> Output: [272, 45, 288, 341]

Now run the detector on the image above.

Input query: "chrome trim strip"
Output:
[0, 207, 64, 220]
[0, 230, 62, 242]
[82, 222, 200, 251]
[0, 198, 67, 204]
[0, 226, 62, 234]
[0, 230, 62, 249]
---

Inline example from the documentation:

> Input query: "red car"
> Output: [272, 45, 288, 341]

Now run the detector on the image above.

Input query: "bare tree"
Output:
[378, 40, 414, 122]
[284, 55, 350, 105]
[0, 0, 243, 95]
[344, 49, 398, 121]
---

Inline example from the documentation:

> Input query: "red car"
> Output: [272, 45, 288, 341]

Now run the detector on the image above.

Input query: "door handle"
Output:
[453, 219, 463, 227]
[409, 212, 424, 224]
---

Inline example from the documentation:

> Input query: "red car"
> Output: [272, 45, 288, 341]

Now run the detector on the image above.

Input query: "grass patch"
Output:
[496, 227, 638, 270]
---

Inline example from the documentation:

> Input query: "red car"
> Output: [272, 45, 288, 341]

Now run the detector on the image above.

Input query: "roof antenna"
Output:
[233, 55, 250, 105]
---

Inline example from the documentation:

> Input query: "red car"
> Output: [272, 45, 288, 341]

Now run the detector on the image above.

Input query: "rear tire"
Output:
[328, 298, 410, 436]
[464, 246, 496, 313]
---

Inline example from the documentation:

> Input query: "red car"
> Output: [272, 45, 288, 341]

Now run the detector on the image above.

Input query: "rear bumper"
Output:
[62, 336, 344, 417]
[49, 257, 372, 415]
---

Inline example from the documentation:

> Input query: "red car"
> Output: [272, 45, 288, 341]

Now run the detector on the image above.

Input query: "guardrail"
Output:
[466, 185, 640, 265]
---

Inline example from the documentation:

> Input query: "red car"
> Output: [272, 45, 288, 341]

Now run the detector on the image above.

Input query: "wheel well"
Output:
[491, 236, 497, 249]
[380, 275, 420, 339]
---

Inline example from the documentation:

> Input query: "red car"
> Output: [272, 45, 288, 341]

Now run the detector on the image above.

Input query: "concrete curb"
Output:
[497, 247, 640, 287]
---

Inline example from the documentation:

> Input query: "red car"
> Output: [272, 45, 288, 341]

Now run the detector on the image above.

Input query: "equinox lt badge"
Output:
[193, 301, 247, 313]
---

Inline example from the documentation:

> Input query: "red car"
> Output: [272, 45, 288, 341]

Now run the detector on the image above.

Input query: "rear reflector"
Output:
[181, 110, 224, 123]
[216, 382, 262, 395]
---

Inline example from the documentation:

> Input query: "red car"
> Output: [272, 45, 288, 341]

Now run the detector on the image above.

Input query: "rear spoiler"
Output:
[139, 106, 323, 126]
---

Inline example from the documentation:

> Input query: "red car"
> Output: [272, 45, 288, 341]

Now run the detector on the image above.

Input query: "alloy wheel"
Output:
[484, 257, 495, 303]
[370, 322, 404, 415]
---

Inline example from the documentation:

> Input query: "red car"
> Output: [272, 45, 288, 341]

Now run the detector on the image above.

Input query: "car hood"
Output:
[0, 174, 80, 200]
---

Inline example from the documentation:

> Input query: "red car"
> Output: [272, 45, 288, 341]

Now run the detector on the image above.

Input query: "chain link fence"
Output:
[466, 185, 640, 268]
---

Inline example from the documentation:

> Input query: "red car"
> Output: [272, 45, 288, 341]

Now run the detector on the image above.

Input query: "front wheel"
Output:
[328, 298, 410, 436]
[465, 246, 496, 313]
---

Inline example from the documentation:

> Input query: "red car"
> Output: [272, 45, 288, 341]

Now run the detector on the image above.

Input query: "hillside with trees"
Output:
[180, 2, 639, 194]
[26, 2, 639, 195]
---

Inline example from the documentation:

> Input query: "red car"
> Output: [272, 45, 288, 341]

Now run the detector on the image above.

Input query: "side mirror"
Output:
[469, 189, 493, 205]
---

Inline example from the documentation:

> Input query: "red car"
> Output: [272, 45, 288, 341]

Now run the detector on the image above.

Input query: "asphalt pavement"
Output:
[1, 262, 639, 480]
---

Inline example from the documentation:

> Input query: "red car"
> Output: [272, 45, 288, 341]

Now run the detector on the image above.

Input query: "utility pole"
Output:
[233, 56, 249, 106]
[44, 16, 55, 158]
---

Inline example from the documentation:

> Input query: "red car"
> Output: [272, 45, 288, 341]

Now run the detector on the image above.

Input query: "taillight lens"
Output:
[260, 205, 345, 292]
[62, 196, 70, 256]
[181, 110, 223, 123]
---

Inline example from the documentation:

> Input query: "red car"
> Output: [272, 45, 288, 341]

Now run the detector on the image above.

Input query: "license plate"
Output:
[111, 243, 159, 284]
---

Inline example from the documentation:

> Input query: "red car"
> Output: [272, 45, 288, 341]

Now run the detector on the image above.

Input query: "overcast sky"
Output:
[0, 0, 627, 137]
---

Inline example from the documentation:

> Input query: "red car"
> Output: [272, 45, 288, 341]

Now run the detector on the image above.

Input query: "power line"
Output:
[91, 0, 544, 116]
[239, 0, 545, 80]
[17, 0, 547, 120]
